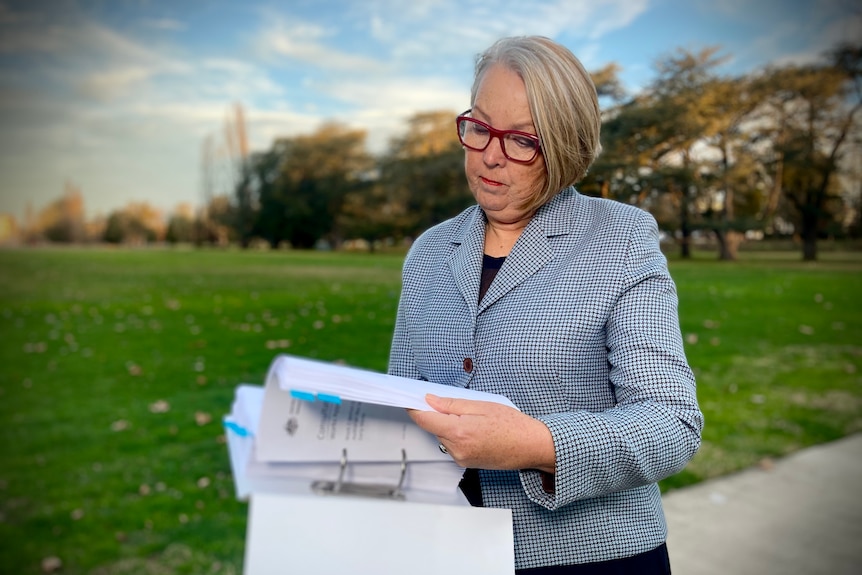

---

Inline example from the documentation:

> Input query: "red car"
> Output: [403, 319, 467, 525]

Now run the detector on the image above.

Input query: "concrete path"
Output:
[664, 433, 862, 575]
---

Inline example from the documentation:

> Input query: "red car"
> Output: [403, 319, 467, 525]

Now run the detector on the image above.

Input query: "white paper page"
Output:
[233, 384, 265, 433]
[225, 415, 467, 503]
[272, 354, 519, 411]
[224, 421, 314, 500]
[224, 416, 253, 498]
[244, 493, 515, 575]
[224, 385, 468, 503]
[256, 369, 450, 463]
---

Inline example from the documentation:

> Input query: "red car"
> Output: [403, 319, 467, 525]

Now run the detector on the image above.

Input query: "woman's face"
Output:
[465, 64, 546, 227]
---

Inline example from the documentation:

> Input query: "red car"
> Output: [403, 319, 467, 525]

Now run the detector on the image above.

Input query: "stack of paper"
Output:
[224, 354, 516, 505]
[274, 354, 519, 411]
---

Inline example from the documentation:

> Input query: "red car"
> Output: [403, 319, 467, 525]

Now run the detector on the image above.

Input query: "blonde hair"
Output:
[471, 36, 602, 212]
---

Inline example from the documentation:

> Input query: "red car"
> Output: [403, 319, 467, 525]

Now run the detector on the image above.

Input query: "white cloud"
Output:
[78, 67, 154, 101]
[256, 18, 385, 73]
[325, 75, 465, 114]
[193, 58, 285, 104]
[142, 17, 186, 31]
[247, 109, 328, 148]
[363, 0, 650, 53]
[0, 16, 185, 104]
[323, 75, 468, 153]
[815, 13, 862, 53]
[269, 0, 653, 150]
[0, 3, 294, 219]
[582, 0, 651, 40]
[65, 20, 166, 69]
[728, 3, 861, 72]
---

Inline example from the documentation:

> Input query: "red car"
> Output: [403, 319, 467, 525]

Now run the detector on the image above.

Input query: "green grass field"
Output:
[1, 247, 860, 574]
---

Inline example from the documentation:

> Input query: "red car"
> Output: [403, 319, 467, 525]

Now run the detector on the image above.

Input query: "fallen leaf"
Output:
[111, 420, 130, 432]
[41, 556, 62, 573]
[149, 400, 170, 413]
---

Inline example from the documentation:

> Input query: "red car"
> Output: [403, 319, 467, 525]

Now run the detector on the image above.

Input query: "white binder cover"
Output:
[224, 383, 469, 504]
[243, 492, 515, 575]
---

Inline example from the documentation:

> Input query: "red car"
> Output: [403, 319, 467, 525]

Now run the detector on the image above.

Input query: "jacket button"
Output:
[463, 358, 473, 373]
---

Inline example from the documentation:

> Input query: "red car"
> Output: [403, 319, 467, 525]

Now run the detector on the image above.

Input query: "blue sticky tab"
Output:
[224, 420, 251, 437]
[290, 389, 317, 402]
[317, 393, 341, 404]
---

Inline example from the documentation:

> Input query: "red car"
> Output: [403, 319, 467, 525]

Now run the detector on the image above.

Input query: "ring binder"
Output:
[311, 448, 408, 501]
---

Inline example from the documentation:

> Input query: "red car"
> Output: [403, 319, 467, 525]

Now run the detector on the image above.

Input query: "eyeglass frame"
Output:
[455, 109, 542, 164]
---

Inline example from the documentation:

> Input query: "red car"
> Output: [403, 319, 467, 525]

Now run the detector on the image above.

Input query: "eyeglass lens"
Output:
[457, 118, 539, 162]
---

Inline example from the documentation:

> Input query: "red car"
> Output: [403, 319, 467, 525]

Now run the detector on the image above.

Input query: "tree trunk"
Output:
[801, 224, 818, 261]
[717, 142, 739, 261]
[802, 237, 817, 261]
[680, 188, 691, 259]
[680, 229, 691, 258]
[717, 229, 743, 260]
[800, 204, 819, 261]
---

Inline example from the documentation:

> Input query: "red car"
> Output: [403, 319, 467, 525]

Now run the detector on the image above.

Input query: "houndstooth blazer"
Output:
[388, 187, 704, 570]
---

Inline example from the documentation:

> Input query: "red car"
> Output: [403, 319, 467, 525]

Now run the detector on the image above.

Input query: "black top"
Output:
[461, 254, 507, 508]
[479, 254, 506, 302]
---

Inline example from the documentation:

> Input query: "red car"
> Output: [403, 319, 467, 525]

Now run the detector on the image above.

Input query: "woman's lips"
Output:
[481, 176, 503, 187]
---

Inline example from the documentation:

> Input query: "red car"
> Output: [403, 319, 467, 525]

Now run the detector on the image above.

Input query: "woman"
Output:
[388, 36, 703, 574]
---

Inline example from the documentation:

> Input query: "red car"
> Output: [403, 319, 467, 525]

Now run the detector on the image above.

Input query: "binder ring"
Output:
[310, 448, 408, 501]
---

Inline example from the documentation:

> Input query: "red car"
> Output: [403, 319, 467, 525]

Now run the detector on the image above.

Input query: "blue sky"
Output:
[0, 0, 859, 222]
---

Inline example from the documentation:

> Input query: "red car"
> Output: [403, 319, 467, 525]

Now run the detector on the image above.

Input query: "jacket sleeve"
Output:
[520, 211, 704, 510]
[388, 275, 422, 381]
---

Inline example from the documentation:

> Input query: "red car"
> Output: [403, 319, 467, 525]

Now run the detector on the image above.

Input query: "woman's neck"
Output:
[484, 219, 528, 257]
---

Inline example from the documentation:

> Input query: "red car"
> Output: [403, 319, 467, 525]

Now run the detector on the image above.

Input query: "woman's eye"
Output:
[511, 135, 538, 149]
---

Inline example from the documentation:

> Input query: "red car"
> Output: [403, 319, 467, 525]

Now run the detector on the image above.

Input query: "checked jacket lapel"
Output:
[444, 190, 576, 317]
[445, 209, 485, 318]
[478, 220, 553, 314]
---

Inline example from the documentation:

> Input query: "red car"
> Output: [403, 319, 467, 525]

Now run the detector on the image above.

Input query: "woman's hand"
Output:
[409, 393, 556, 473]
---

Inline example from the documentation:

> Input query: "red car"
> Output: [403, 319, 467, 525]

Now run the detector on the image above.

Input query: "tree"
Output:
[696, 75, 770, 259]
[580, 62, 627, 200]
[591, 62, 627, 102]
[103, 202, 163, 245]
[648, 47, 734, 258]
[755, 44, 862, 260]
[242, 123, 373, 249]
[200, 102, 249, 246]
[233, 147, 276, 248]
[377, 110, 472, 239]
[336, 180, 400, 250]
[589, 48, 730, 258]
[165, 203, 195, 244]
[30, 181, 87, 243]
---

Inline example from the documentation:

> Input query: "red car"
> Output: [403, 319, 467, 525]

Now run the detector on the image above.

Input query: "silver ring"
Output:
[438, 443, 448, 455]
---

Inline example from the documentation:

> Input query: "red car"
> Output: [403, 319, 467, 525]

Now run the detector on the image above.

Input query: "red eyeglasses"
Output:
[455, 110, 541, 163]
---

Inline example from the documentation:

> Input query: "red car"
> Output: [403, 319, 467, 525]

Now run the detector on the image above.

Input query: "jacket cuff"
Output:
[518, 412, 574, 510]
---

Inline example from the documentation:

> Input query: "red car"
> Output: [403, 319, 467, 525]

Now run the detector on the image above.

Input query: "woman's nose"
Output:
[482, 134, 507, 165]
